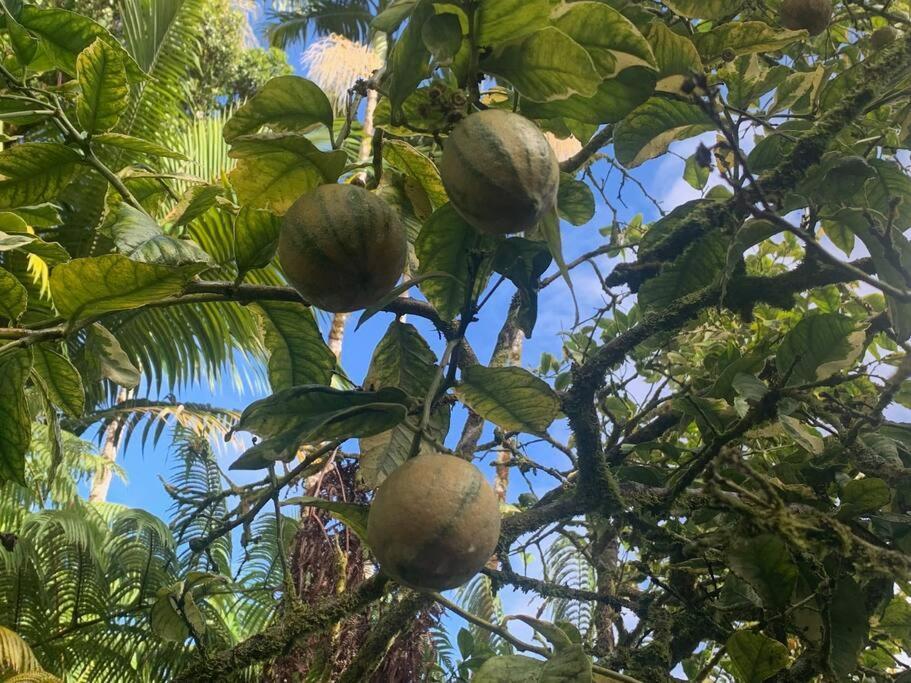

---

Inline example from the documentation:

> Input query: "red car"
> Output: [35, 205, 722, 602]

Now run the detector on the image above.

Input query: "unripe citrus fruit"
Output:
[278, 184, 406, 313]
[367, 454, 501, 591]
[440, 109, 559, 235]
[871, 26, 900, 49]
[780, 0, 833, 36]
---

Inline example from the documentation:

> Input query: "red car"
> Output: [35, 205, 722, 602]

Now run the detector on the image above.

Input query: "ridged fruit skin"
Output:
[780, 0, 833, 36]
[440, 109, 559, 235]
[367, 454, 501, 591]
[278, 184, 406, 313]
[871, 26, 900, 49]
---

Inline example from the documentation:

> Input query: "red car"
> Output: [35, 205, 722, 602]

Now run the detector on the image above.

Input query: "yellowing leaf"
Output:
[76, 39, 128, 134]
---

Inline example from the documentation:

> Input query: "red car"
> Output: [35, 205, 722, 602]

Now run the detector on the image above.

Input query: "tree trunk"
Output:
[88, 387, 129, 502]
[493, 331, 524, 501]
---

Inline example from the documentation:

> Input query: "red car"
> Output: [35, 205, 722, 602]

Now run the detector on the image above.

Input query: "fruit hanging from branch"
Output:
[278, 184, 406, 313]
[871, 26, 901, 49]
[367, 454, 501, 591]
[780, 0, 834, 36]
[440, 109, 559, 236]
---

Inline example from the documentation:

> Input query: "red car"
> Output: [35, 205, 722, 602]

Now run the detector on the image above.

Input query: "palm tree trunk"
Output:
[493, 331, 524, 502]
[88, 387, 128, 502]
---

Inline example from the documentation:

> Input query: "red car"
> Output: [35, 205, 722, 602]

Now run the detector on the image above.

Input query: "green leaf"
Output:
[779, 415, 824, 454]
[557, 175, 595, 226]
[821, 216, 855, 256]
[0, 349, 31, 485]
[364, 321, 438, 397]
[491, 237, 552, 337]
[415, 203, 495, 320]
[614, 98, 714, 168]
[551, 2, 655, 78]
[284, 496, 369, 541]
[475, 655, 543, 682]
[227, 134, 347, 213]
[537, 207, 577, 320]
[664, 0, 742, 18]
[233, 206, 282, 278]
[828, 576, 867, 679]
[695, 22, 806, 62]
[84, 324, 140, 388]
[0, 229, 68, 263]
[253, 301, 336, 392]
[457, 628, 475, 658]
[17, 6, 143, 81]
[776, 313, 865, 384]
[726, 631, 789, 683]
[387, 4, 432, 111]
[165, 185, 224, 229]
[223, 75, 334, 143]
[477, 0, 550, 44]
[383, 139, 448, 210]
[455, 365, 560, 435]
[181, 593, 206, 638]
[684, 152, 710, 190]
[359, 411, 450, 489]
[839, 478, 891, 519]
[150, 594, 188, 642]
[483, 27, 601, 103]
[521, 66, 656, 125]
[92, 133, 186, 160]
[422, 12, 462, 63]
[76, 39, 128, 134]
[9, 203, 62, 228]
[372, 0, 419, 32]
[102, 204, 211, 266]
[639, 233, 726, 310]
[646, 22, 703, 94]
[30, 344, 84, 418]
[232, 385, 410, 442]
[0, 267, 27, 320]
[50, 254, 203, 321]
[732, 373, 767, 402]
[727, 534, 798, 611]
[0, 143, 81, 209]
[2, 7, 38, 66]
[541, 645, 591, 683]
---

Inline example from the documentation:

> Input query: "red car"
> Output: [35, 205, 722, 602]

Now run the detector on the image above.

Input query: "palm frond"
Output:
[266, 1, 373, 48]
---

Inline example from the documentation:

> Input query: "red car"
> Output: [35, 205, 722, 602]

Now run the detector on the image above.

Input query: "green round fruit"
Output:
[440, 109, 559, 235]
[278, 184, 406, 313]
[367, 454, 501, 591]
[780, 0, 833, 36]
[871, 26, 900, 49]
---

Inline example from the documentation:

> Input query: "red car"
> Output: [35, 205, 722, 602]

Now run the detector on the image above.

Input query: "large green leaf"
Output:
[359, 409, 449, 489]
[31, 344, 85, 418]
[521, 66, 656, 125]
[223, 75, 334, 143]
[483, 27, 601, 103]
[477, 0, 550, 44]
[727, 534, 798, 611]
[663, 0, 743, 19]
[253, 301, 336, 392]
[0, 143, 81, 209]
[227, 134, 347, 214]
[726, 631, 789, 683]
[550, 2, 655, 78]
[364, 321, 438, 398]
[0, 267, 27, 320]
[455, 365, 560, 435]
[232, 385, 410, 442]
[647, 21, 703, 94]
[422, 12, 462, 63]
[839, 478, 891, 519]
[284, 496, 369, 541]
[3, 6, 39, 67]
[557, 175, 595, 226]
[92, 133, 186, 159]
[382, 140, 448, 210]
[83, 324, 140, 388]
[0, 230, 68, 263]
[372, 0, 419, 32]
[776, 313, 865, 384]
[103, 204, 212, 266]
[76, 39, 128, 134]
[414, 203, 495, 320]
[0, 349, 32, 485]
[50, 254, 203, 320]
[387, 4, 432, 110]
[491, 237, 552, 338]
[828, 577, 867, 679]
[614, 98, 714, 168]
[695, 22, 806, 62]
[233, 206, 282, 279]
[17, 6, 143, 81]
